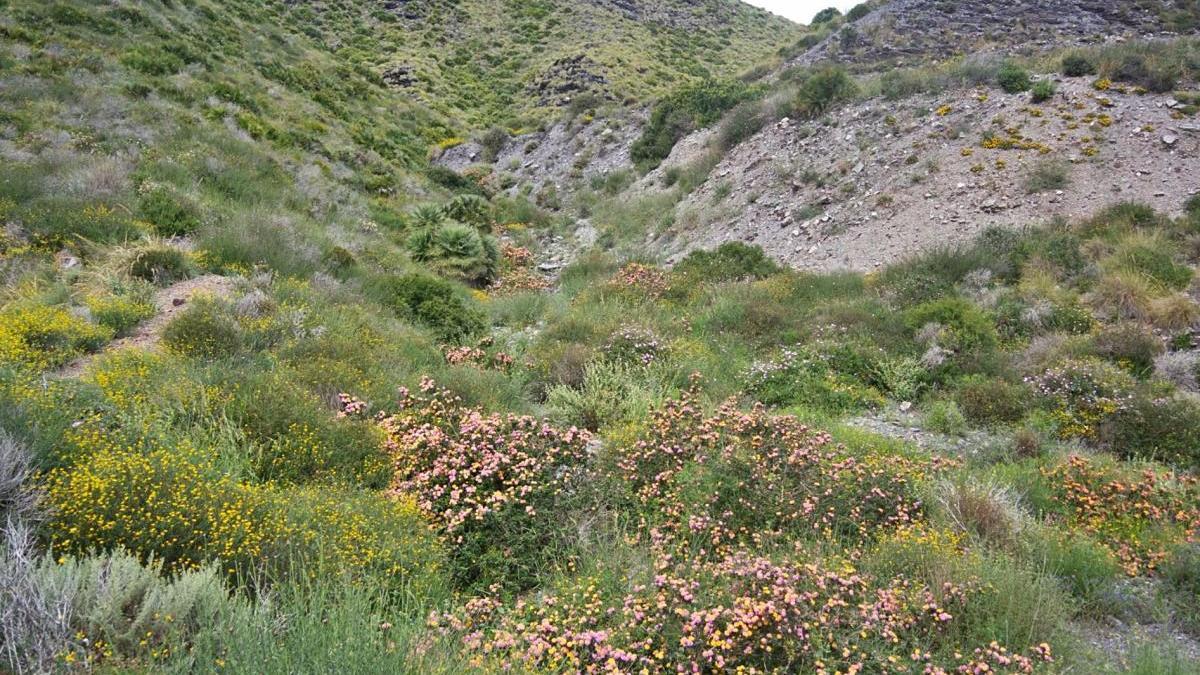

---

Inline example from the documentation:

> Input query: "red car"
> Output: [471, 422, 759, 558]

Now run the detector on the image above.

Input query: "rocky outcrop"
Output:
[653, 78, 1200, 272]
[791, 0, 1198, 69]
[526, 56, 611, 107]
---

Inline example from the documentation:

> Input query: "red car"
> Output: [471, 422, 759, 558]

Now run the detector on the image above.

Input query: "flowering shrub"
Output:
[0, 305, 112, 369]
[746, 344, 886, 413]
[1043, 455, 1200, 575]
[434, 550, 1052, 674]
[1027, 358, 1135, 439]
[614, 385, 927, 556]
[45, 427, 444, 589]
[443, 345, 514, 371]
[602, 325, 665, 366]
[607, 262, 668, 299]
[378, 378, 591, 590]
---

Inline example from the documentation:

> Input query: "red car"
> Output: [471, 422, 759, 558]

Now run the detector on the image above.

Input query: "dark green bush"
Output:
[441, 194, 493, 229]
[905, 297, 999, 373]
[162, 300, 243, 358]
[1101, 394, 1200, 469]
[846, 3, 871, 21]
[631, 79, 758, 170]
[138, 188, 201, 236]
[794, 67, 856, 117]
[479, 126, 509, 162]
[1030, 79, 1056, 103]
[1091, 322, 1164, 377]
[1061, 53, 1095, 77]
[954, 376, 1029, 426]
[367, 272, 487, 343]
[811, 7, 842, 24]
[673, 242, 782, 283]
[407, 222, 499, 286]
[997, 63, 1031, 93]
[127, 246, 192, 284]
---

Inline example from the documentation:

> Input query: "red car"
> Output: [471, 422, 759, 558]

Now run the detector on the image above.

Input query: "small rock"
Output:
[1162, 134, 1179, 147]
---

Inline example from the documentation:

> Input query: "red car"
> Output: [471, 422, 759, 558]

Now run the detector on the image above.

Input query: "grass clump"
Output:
[1024, 159, 1069, 193]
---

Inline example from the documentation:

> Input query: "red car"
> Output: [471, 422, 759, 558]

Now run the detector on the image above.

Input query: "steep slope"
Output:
[654, 76, 1200, 271]
[790, 0, 1199, 69]
[283, 0, 803, 126]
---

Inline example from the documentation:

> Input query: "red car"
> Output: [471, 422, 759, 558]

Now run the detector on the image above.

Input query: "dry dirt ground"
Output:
[57, 274, 239, 378]
[650, 76, 1200, 271]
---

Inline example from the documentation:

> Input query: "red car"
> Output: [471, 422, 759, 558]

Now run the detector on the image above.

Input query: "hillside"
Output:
[5, 1, 1200, 674]
[790, 0, 1200, 69]
[280, 0, 803, 126]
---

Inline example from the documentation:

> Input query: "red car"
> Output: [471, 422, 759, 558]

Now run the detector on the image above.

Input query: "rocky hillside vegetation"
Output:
[4, 1, 1200, 674]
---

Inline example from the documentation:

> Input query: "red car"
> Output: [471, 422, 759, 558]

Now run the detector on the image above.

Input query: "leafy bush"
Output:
[478, 126, 509, 162]
[793, 67, 856, 117]
[1061, 53, 1096, 77]
[379, 379, 591, 592]
[746, 344, 885, 414]
[996, 63, 1031, 93]
[440, 194, 493, 228]
[1030, 79, 1056, 103]
[811, 7, 842, 24]
[954, 376, 1028, 426]
[126, 245, 192, 284]
[407, 222, 499, 285]
[137, 186, 201, 236]
[547, 360, 669, 431]
[161, 298, 243, 358]
[672, 242, 781, 283]
[367, 273, 487, 343]
[631, 79, 758, 170]
[1030, 358, 1135, 440]
[846, 3, 871, 21]
[926, 400, 968, 436]
[905, 297, 999, 376]
[1101, 394, 1200, 469]
[715, 100, 767, 151]
[1090, 322, 1163, 376]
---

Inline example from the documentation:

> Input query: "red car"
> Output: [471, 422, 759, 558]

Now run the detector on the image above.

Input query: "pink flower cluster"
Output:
[614, 386, 926, 558]
[379, 378, 591, 541]
[336, 392, 369, 419]
[443, 345, 514, 371]
[431, 551, 1051, 674]
[609, 262, 668, 298]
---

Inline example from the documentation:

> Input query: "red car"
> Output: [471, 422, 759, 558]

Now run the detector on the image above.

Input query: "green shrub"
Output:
[126, 245, 192, 284]
[1026, 527, 1120, 605]
[137, 187, 201, 236]
[631, 79, 758, 170]
[904, 297, 999, 374]
[716, 100, 767, 152]
[478, 126, 509, 162]
[547, 361, 669, 431]
[1101, 393, 1200, 469]
[794, 67, 856, 117]
[746, 344, 886, 414]
[407, 222, 499, 286]
[997, 63, 1031, 93]
[925, 400, 967, 436]
[811, 7, 841, 24]
[1090, 322, 1163, 376]
[161, 298, 243, 358]
[673, 242, 781, 283]
[846, 3, 871, 21]
[441, 194, 493, 228]
[1061, 53, 1095, 77]
[366, 273, 487, 344]
[1109, 238, 1192, 290]
[85, 294, 155, 337]
[954, 376, 1029, 426]
[1029, 79, 1055, 103]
